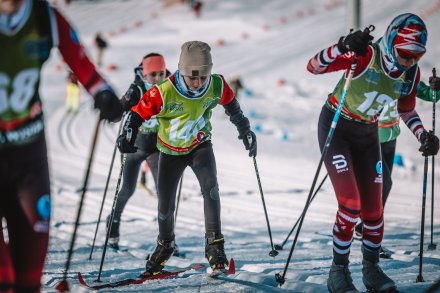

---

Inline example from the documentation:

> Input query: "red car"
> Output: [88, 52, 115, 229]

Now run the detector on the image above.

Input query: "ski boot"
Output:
[362, 259, 397, 292]
[144, 236, 175, 275]
[205, 232, 229, 271]
[173, 243, 181, 257]
[327, 262, 359, 293]
[379, 246, 393, 259]
[106, 215, 120, 250]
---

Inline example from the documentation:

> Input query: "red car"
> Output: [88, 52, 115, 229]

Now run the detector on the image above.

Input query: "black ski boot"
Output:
[362, 259, 397, 292]
[379, 246, 393, 259]
[327, 262, 359, 293]
[106, 215, 120, 250]
[173, 243, 181, 256]
[205, 232, 229, 271]
[144, 236, 175, 275]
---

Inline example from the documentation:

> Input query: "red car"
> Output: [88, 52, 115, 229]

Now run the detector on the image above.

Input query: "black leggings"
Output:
[156, 141, 221, 241]
[114, 132, 159, 220]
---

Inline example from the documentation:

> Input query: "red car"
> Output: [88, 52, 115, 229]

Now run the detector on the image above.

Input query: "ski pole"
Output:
[55, 117, 102, 292]
[416, 155, 429, 283]
[428, 67, 437, 251]
[89, 117, 125, 260]
[174, 173, 184, 225]
[275, 27, 371, 283]
[252, 155, 278, 257]
[274, 173, 328, 251]
[95, 151, 128, 282]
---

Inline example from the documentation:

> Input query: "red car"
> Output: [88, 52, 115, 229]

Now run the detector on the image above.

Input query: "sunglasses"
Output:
[396, 48, 425, 60]
[144, 71, 165, 78]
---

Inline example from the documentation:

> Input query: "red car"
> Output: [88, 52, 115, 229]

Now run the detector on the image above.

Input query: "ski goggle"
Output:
[396, 48, 425, 60]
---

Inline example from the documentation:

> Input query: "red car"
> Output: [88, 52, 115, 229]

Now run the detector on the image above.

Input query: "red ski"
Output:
[77, 263, 205, 290]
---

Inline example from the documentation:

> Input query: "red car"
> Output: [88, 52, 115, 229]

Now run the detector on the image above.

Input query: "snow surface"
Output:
[38, 0, 440, 292]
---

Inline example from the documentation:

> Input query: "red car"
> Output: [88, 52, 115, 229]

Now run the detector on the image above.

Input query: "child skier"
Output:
[117, 41, 257, 274]
[107, 53, 166, 249]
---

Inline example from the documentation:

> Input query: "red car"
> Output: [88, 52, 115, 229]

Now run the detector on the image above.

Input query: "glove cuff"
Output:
[337, 36, 347, 54]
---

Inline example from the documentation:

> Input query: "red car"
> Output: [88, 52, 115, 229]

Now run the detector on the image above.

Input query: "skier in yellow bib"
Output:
[117, 41, 256, 274]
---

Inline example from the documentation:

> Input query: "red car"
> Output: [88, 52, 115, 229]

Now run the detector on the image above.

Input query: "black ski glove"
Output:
[429, 76, 440, 91]
[240, 130, 257, 157]
[121, 75, 146, 112]
[94, 89, 123, 122]
[419, 130, 440, 157]
[337, 27, 373, 57]
[117, 111, 143, 153]
[224, 99, 258, 157]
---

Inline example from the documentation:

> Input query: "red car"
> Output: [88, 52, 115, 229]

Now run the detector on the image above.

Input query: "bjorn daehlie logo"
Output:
[332, 154, 348, 173]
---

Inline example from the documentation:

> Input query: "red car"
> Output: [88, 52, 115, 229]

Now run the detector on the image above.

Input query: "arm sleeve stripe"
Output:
[400, 109, 425, 139]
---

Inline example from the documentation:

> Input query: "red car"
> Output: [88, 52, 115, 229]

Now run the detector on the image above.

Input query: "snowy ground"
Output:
[38, 0, 440, 292]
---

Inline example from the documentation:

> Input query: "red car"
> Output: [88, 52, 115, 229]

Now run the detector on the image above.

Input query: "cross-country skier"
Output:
[307, 13, 439, 293]
[0, 0, 123, 291]
[355, 80, 440, 238]
[107, 53, 166, 250]
[117, 41, 257, 274]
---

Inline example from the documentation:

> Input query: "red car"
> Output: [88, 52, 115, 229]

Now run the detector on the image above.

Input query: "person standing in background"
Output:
[65, 71, 80, 114]
[94, 32, 108, 67]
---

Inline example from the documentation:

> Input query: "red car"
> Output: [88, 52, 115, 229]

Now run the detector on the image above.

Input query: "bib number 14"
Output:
[169, 116, 206, 143]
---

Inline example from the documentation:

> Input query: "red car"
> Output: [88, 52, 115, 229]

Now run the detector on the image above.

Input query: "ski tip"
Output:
[77, 272, 86, 286]
[54, 279, 70, 292]
[228, 258, 236, 275]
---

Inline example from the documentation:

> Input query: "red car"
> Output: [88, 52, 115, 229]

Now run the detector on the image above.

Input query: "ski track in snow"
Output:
[38, 0, 440, 292]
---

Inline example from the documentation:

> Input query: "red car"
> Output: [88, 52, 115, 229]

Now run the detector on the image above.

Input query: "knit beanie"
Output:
[142, 55, 166, 75]
[178, 41, 213, 76]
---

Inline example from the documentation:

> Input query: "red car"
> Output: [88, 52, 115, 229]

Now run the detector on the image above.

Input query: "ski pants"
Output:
[318, 106, 384, 263]
[381, 139, 396, 208]
[156, 141, 221, 241]
[0, 135, 50, 292]
[113, 132, 159, 220]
